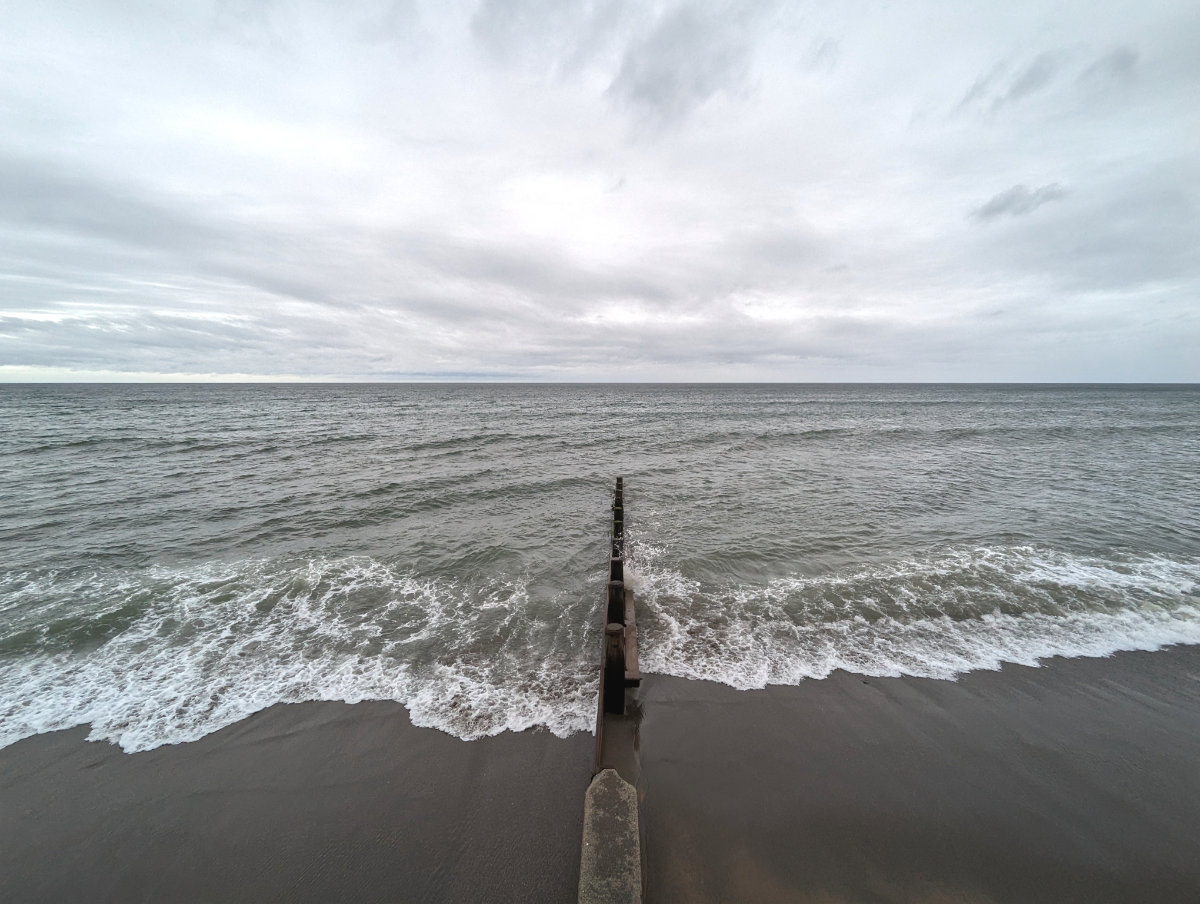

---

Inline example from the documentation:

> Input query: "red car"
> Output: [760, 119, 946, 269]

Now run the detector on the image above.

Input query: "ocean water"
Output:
[1, 384, 1197, 752]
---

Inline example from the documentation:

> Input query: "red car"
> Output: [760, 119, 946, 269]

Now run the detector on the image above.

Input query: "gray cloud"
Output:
[470, 0, 630, 78]
[0, 155, 222, 256]
[1080, 45, 1138, 84]
[971, 184, 1069, 222]
[957, 62, 1008, 111]
[0, 1, 1196, 382]
[1000, 52, 1062, 106]
[969, 163, 1200, 293]
[958, 51, 1065, 114]
[606, 3, 764, 126]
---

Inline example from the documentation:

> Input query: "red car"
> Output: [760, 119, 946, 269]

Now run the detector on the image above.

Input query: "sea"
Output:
[1, 384, 1197, 753]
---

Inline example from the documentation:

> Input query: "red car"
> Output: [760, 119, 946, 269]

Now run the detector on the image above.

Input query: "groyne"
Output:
[578, 477, 643, 904]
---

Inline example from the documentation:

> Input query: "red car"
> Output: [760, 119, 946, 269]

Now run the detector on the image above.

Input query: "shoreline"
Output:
[3, 645, 1200, 902]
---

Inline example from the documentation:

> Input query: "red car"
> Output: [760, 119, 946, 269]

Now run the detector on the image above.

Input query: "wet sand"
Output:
[0, 701, 593, 904]
[637, 645, 1200, 903]
[4, 647, 1200, 904]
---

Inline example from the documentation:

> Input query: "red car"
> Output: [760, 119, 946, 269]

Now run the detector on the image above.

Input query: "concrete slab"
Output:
[578, 768, 642, 904]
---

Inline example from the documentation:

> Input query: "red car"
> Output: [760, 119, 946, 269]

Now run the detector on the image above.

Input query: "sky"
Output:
[1, 0, 1197, 382]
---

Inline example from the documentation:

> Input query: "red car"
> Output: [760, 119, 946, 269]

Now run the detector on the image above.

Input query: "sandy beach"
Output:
[0, 701, 593, 903]
[637, 645, 1200, 903]
[4, 645, 1200, 903]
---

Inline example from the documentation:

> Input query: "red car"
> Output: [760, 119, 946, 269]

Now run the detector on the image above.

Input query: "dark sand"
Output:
[637, 645, 1200, 904]
[0, 701, 593, 903]
[5, 647, 1200, 904]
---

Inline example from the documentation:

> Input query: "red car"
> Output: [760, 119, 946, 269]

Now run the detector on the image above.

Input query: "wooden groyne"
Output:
[579, 477, 643, 904]
[595, 476, 641, 766]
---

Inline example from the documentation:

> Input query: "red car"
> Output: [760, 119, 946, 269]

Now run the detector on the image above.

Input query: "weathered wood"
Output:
[603, 623, 626, 714]
[606, 581, 625, 625]
[623, 588, 640, 686]
[593, 627, 607, 772]
[594, 476, 636, 771]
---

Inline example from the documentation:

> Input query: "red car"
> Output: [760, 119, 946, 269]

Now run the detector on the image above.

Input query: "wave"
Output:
[0, 557, 596, 753]
[5, 542, 1197, 755]
[626, 542, 1200, 688]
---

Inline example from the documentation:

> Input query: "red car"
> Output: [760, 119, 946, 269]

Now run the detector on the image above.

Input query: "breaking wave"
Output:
[627, 541, 1200, 687]
[0, 557, 597, 752]
[4, 543, 1198, 754]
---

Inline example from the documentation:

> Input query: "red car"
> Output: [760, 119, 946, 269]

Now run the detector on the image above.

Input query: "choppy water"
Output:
[1, 384, 1197, 751]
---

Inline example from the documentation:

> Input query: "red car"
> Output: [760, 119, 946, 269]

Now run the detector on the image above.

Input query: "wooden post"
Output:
[607, 580, 625, 625]
[603, 623, 626, 714]
[609, 556, 623, 583]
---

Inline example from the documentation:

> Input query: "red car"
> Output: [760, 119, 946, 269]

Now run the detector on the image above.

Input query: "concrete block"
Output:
[578, 769, 642, 904]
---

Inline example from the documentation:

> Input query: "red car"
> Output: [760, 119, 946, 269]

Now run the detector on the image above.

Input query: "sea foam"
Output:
[3, 544, 1198, 753]
[0, 557, 597, 752]
[628, 541, 1200, 688]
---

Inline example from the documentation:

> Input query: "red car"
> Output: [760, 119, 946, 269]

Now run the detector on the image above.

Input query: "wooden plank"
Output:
[623, 589, 640, 686]
[592, 629, 607, 773]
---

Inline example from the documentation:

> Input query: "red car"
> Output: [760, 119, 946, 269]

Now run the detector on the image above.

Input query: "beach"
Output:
[0, 701, 593, 904]
[4, 645, 1199, 903]
[638, 645, 1200, 903]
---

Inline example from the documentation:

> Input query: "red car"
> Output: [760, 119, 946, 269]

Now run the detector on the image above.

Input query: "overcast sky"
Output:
[1, 0, 1197, 381]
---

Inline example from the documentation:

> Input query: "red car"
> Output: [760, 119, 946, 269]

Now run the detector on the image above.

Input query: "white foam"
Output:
[5, 544, 1198, 753]
[627, 543, 1200, 689]
[0, 557, 597, 752]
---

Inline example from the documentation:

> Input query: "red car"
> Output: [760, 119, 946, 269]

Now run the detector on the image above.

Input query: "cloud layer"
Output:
[1, 0, 1197, 381]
